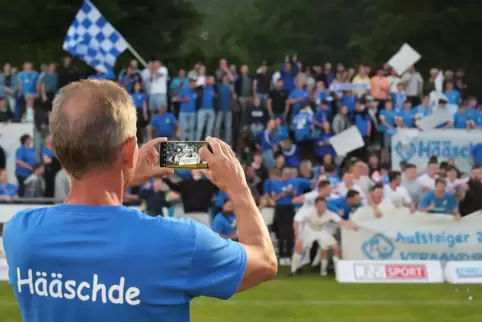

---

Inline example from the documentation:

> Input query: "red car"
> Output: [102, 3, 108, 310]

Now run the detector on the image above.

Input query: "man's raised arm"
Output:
[200, 137, 278, 292]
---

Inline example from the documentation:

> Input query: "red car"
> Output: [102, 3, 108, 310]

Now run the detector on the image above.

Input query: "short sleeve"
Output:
[148, 117, 157, 128]
[211, 216, 227, 235]
[288, 90, 296, 99]
[186, 221, 247, 300]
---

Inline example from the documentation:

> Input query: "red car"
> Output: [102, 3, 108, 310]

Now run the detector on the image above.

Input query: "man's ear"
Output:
[121, 137, 137, 169]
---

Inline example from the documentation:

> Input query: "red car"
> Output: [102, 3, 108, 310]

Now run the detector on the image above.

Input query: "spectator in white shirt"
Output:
[384, 170, 415, 212]
[400, 66, 423, 106]
[335, 173, 366, 201]
[417, 159, 439, 192]
[147, 60, 169, 118]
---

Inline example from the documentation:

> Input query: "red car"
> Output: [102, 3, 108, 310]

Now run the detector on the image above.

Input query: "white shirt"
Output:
[401, 72, 423, 96]
[417, 174, 436, 190]
[383, 184, 412, 207]
[272, 71, 281, 83]
[150, 66, 169, 94]
[294, 207, 341, 232]
[196, 75, 206, 87]
[387, 75, 401, 93]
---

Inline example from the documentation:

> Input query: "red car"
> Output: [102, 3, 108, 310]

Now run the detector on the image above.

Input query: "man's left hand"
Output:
[129, 137, 174, 187]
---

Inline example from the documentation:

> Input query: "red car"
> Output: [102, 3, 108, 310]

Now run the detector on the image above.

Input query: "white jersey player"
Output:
[290, 196, 358, 276]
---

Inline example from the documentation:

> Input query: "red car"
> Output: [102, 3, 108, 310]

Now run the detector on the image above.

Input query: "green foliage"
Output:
[0, 0, 200, 70]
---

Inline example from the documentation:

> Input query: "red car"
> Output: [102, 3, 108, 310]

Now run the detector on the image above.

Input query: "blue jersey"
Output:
[453, 110, 470, 129]
[149, 113, 177, 137]
[257, 130, 274, 152]
[315, 133, 336, 158]
[214, 191, 229, 208]
[211, 213, 236, 237]
[0, 183, 18, 197]
[420, 191, 458, 214]
[271, 179, 297, 205]
[4, 205, 247, 322]
[397, 109, 415, 128]
[281, 145, 300, 168]
[292, 112, 313, 141]
[18, 71, 39, 95]
[15, 146, 36, 178]
[131, 92, 147, 109]
[445, 90, 460, 105]
[379, 109, 396, 132]
[327, 197, 360, 220]
[288, 89, 309, 117]
[178, 88, 197, 113]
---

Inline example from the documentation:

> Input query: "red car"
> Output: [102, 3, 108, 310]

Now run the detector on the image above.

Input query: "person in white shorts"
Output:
[290, 196, 358, 276]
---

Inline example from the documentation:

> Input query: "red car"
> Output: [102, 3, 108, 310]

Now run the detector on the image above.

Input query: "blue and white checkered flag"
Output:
[63, 0, 128, 74]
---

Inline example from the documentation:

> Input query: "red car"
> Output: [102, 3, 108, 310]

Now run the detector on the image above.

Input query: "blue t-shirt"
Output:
[0, 183, 18, 198]
[315, 133, 336, 158]
[120, 75, 135, 93]
[178, 88, 197, 113]
[292, 112, 313, 141]
[15, 146, 36, 178]
[131, 93, 147, 109]
[453, 109, 470, 129]
[397, 109, 415, 128]
[18, 71, 39, 95]
[445, 89, 460, 105]
[3, 205, 247, 322]
[211, 213, 236, 237]
[393, 92, 406, 112]
[340, 95, 357, 115]
[413, 104, 432, 120]
[201, 87, 215, 110]
[257, 130, 274, 152]
[281, 145, 300, 168]
[149, 113, 177, 137]
[42, 147, 55, 158]
[355, 113, 370, 136]
[170, 78, 189, 93]
[420, 191, 458, 214]
[280, 63, 299, 92]
[214, 191, 229, 208]
[288, 89, 309, 117]
[217, 83, 232, 111]
[314, 108, 330, 125]
[273, 125, 289, 144]
[263, 179, 276, 195]
[327, 197, 360, 220]
[379, 109, 396, 132]
[271, 179, 296, 205]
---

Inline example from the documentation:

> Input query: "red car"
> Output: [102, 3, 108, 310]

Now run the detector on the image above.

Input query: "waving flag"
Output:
[63, 0, 128, 73]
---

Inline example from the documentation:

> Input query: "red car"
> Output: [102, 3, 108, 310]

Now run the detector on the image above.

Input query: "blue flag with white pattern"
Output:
[63, 0, 128, 74]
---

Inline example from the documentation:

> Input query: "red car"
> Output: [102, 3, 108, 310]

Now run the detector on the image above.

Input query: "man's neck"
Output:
[65, 170, 124, 206]
[434, 191, 444, 198]
[388, 182, 397, 190]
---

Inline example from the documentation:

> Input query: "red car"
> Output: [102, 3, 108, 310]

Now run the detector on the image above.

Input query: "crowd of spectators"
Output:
[1, 55, 482, 271]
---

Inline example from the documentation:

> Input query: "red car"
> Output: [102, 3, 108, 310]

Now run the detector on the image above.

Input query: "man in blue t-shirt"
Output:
[176, 78, 198, 141]
[395, 100, 415, 128]
[15, 134, 36, 197]
[420, 178, 460, 219]
[3, 80, 277, 322]
[327, 189, 363, 220]
[453, 104, 470, 129]
[444, 81, 461, 105]
[287, 78, 309, 122]
[214, 74, 234, 144]
[196, 76, 217, 140]
[147, 106, 178, 140]
[212, 200, 237, 240]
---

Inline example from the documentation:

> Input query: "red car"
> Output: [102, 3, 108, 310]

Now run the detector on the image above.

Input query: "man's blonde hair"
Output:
[50, 80, 137, 179]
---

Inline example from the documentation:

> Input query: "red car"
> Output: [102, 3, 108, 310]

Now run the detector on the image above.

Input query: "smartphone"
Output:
[159, 141, 211, 169]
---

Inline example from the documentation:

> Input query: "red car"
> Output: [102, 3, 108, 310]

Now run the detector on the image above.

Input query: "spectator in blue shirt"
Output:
[169, 68, 189, 99]
[444, 81, 461, 105]
[139, 178, 169, 217]
[256, 120, 276, 168]
[17, 62, 39, 120]
[395, 100, 415, 128]
[214, 74, 234, 144]
[315, 121, 336, 164]
[39, 63, 58, 110]
[327, 189, 363, 219]
[280, 139, 300, 168]
[147, 106, 178, 140]
[271, 167, 297, 265]
[292, 103, 314, 160]
[262, 168, 281, 200]
[196, 76, 217, 140]
[354, 101, 371, 142]
[393, 84, 406, 112]
[453, 104, 470, 129]
[130, 82, 148, 143]
[176, 78, 198, 141]
[313, 100, 331, 132]
[119, 67, 138, 93]
[379, 100, 396, 160]
[213, 190, 229, 215]
[273, 116, 290, 144]
[287, 78, 309, 122]
[341, 90, 358, 116]
[280, 57, 299, 92]
[15, 134, 36, 197]
[0, 169, 17, 202]
[212, 200, 237, 240]
[420, 178, 460, 218]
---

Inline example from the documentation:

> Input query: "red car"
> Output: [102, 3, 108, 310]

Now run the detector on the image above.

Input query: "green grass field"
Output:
[1, 269, 481, 322]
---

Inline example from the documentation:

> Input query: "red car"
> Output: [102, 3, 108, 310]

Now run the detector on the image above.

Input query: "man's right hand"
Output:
[199, 137, 248, 195]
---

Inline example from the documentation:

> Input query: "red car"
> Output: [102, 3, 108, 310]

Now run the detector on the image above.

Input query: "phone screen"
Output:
[159, 141, 210, 169]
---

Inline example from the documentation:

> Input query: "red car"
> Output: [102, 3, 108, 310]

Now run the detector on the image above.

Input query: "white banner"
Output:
[0, 123, 34, 184]
[342, 205, 482, 262]
[391, 129, 482, 173]
[444, 261, 482, 284]
[337, 260, 444, 283]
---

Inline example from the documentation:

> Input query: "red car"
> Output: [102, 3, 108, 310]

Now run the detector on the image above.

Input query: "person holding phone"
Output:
[3, 80, 277, 322]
